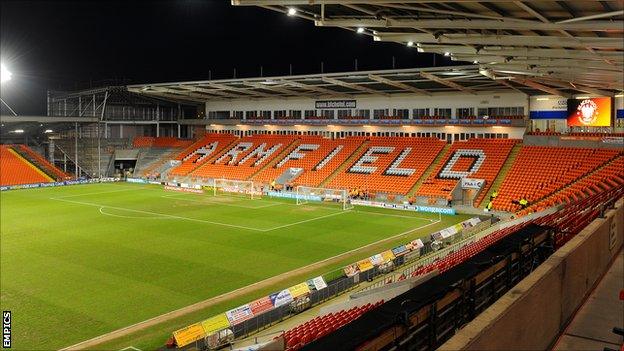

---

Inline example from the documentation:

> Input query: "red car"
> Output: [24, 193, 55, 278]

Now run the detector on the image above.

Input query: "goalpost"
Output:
[295, 186, 353, 211]
[212, 179, 258, 199]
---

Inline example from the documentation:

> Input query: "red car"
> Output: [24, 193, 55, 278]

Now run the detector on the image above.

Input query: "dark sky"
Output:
[1, 0, 449, 115]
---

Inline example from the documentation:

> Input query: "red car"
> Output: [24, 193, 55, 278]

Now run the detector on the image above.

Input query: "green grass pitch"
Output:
[0, 182, 471, 350]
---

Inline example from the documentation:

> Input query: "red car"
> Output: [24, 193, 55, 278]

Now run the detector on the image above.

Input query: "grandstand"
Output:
[0, 1, 623, 351]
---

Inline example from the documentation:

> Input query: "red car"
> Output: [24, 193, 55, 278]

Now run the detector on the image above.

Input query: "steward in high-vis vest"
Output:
[519, 198, 529, 209]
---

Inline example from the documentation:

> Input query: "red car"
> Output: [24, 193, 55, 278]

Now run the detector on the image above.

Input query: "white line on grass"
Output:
[99, 207, 170, 219]
[52, 197, 266, 232]
[54, 186, 150, 199]
[53, 197, 349, 232]
[353, 209, 436, 221]
[161, 194, 284, 209]
[60, 217, 442, 351]
[262, 210, 349, 231]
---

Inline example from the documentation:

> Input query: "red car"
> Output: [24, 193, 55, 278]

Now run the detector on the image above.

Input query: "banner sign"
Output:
[308, 276, 328, 291]
[350, 199, 456, 215]
[344, 263, 360, 277]
[249, 296, 273, 315]
[461, 178, 485, 189]
[391, 245, 408, 257]
[201, 314, 230, 334]
[164, 185, 204, 194]
[173, 322, 207, 347]
[381, 250, 395, 263]
[266, 191, 322, 202]
[0, 178, 118, 192]
[406, 239, 424, 251]
[369, 254, 384, 266]
[357, 259, 374, 272]
[315, 100, 356, 109]
[270, 289, 293, 308]
[225, 304, 254, 325]
[126, 177, 148, 184]
[287, 282, 311, 298]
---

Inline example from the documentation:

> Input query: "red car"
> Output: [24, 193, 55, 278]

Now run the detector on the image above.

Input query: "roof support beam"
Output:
[478, 68, 526, 94]
[208, 83, 275, 98]
[321, 77, 389, 96]
[242, 82, 313, 97]
[417, 45, 623, 62]
[532, 77, 614, 96]
[374, 33, 623, 50]
[315, 18, 621, 32]
[179, 85, 239, 98]
[510, 78, 571, 98]
[367, 74, 431, 95]
[419, 71, 476, 94]
[282, 81, 343, 97]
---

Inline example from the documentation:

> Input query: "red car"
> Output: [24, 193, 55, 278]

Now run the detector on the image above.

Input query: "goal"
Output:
[295, 186, 353, 210]
[212, 179, 259, 199]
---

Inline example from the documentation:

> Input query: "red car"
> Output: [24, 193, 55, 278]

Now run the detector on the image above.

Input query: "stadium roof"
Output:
[231, 0, 623, 96]
[127, 65, 611, 104]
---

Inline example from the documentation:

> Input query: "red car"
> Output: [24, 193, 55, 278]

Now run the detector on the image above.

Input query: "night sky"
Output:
[1, 0, 451, 115]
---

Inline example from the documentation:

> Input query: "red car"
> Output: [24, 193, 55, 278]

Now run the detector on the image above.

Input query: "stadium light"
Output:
[0, 63, 12, 83]
[287, 8, 297, 16]
[357, 27, 365, 34]
[444, 52, 451, 57]
[407, 41, 414, 47]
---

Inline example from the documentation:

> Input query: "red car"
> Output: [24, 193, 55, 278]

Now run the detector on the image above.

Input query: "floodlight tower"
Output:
[0, 63, 18, 116]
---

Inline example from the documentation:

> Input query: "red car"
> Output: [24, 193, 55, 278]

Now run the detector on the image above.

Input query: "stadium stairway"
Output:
[477, 143, 522, 208]
[10, 144, 69, 181]
[406, 143, 452, 198]
[248, 138, 303, 180]
[170, 134, 239, 177]
[133, 147, 180, 177]
[318, 139, 370, 188]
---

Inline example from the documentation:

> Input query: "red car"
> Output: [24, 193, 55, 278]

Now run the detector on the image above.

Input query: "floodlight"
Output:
[357, 27, 365, 34]
[0, 63, 12, 83]
[13, 129, 24, 133]
[287, 8, 297, 16]
[407, 41, 414, 47]
[444, 52, 451, 57]
[44, 129, 53, 133]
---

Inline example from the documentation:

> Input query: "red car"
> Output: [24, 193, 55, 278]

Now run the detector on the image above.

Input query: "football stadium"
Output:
[0, 1, 623, 351]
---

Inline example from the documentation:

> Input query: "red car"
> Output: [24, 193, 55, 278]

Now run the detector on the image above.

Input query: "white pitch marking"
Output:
[99, 207, 170, 220]
[262, 210, 350, 231]
[53, 186, 150, 199]
[161, 194, 284, 209]
[119, 346, 142, 351]
[52, 197, 266, 232]
[353, 209, 436, 221]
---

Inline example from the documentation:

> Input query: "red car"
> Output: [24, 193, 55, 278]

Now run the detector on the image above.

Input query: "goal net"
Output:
[212, 179, 259, 199]
[295, 186, 353, 210]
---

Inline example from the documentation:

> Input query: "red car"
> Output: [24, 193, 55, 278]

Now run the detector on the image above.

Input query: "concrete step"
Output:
[319, 140, 370, 187]
[477, 143, 522, 208]
[406, 143, 452, 198]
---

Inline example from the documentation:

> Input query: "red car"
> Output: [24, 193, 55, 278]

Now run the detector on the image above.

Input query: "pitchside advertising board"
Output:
[567, 97, 612, 127]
